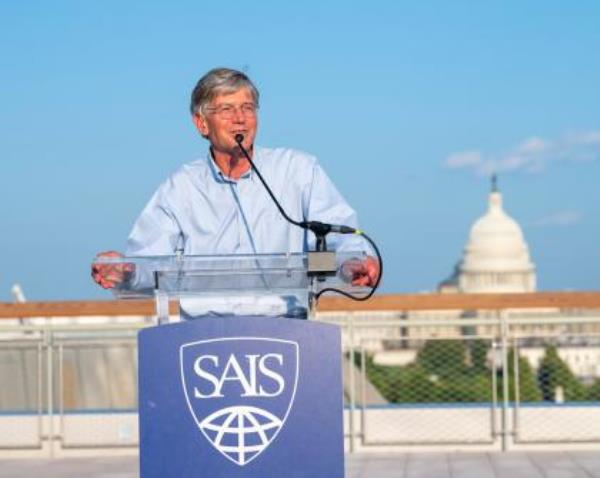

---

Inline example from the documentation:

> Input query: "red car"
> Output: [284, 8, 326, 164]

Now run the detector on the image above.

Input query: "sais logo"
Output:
[180, 338, 299, 466]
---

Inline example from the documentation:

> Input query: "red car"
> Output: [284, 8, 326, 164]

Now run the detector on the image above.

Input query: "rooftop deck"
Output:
[1, 452, 600, 477]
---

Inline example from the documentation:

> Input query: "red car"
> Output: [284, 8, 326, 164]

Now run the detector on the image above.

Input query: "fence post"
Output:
[500, 310, 510, 451]
[44, 324, 55, 457]
[513, 337, 520, 443]
[491, 340, 498, 441]
[348, 313, 356, 453]
[360, 345, 366, 448]
[58, 343, 65, 447]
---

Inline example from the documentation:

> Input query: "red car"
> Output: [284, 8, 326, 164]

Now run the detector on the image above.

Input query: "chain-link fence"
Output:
[512, 335, 600, 444]
[349, 336, 498, 446]
[2, 311, 600, 454]
[56, 335, 139, 448]
[0, 337, 43, 449]
[0, 322, 144, 453]
[322, 310, 600, 451]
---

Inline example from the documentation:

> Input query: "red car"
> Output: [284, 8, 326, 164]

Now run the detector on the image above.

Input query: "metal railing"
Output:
[0, 321, 147, 454]
[1, 293, 600, 455]
[321, 309, 600, 451]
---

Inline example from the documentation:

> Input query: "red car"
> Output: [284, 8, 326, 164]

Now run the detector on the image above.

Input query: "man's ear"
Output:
[192, 113, 209, 138]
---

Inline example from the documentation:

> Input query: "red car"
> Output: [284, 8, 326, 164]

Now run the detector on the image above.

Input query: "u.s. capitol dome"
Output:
[440, 176, 536, 293]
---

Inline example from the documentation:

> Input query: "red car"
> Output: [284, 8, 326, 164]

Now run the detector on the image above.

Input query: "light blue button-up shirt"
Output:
[125, 147, 364, 256]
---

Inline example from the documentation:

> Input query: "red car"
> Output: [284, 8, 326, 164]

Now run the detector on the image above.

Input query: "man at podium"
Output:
[92, 67, 379, 290]
[94, 70, 353, 478]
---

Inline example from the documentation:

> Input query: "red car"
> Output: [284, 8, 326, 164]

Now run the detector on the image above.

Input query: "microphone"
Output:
[234, 134, 357, 251]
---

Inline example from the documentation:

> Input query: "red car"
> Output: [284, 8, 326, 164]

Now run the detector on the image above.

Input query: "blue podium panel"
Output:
[138, 317, 344, 478]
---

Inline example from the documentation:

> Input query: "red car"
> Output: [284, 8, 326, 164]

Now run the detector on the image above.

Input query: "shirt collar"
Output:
[207, 147, 256, 184]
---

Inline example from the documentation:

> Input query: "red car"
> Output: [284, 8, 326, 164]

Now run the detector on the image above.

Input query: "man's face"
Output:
[192, 87, 258, 154]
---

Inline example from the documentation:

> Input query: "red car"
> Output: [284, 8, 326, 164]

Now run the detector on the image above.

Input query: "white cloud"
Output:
[517, 136, 549, 154]
[445, 151, 481, 168]
[530, 210, 584, 228]
[444, 130, 600, 176]
[564, 131, 600, 145]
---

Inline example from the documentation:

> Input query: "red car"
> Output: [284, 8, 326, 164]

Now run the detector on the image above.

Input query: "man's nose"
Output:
[231, 107, 246, 123]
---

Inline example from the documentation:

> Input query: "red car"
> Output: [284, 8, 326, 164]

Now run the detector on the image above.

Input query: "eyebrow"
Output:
[212, 102, 255, 108]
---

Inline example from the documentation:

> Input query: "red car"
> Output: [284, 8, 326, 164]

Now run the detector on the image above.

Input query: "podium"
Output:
[96, 252, 368, 478]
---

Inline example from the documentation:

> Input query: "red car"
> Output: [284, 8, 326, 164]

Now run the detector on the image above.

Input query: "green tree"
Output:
[440, 373, 492, 402]
[497, 349, 542, 402]
[362, 356, 440, 403]
[469, 339, 489, 374]
[364, 340, 495, 404]
[416, 340, 468, 378]
[538, 345, 586, 401]
[393, 364, 441, 403]
[586, 379, 600, 401]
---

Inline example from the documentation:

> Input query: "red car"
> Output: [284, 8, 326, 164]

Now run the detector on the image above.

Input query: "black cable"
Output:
[234, 134, 382, 301]
[234, 136, 304, 228]
[313, 230, 383, 301]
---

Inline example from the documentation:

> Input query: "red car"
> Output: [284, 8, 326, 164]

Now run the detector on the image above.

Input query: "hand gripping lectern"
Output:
[98, 251, 369, 478]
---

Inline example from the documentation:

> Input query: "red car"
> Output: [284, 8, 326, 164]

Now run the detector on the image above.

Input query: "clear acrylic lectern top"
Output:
[94, 251, 368, 323]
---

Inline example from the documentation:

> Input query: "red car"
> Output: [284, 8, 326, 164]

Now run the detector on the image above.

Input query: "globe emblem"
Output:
[180, 338, 299, 467]
[199, 405, 283, 466]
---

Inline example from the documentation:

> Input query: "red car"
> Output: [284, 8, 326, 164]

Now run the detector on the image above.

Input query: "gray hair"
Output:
[190, 68, 260, 116]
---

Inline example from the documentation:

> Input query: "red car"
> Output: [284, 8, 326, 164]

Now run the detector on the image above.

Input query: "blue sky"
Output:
[1, 1, 599, 300]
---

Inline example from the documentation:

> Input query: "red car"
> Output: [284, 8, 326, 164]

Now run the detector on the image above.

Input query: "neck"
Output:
[211, 145, 253, 180]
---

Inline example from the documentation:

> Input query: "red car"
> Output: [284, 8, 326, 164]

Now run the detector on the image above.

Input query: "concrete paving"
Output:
[1, 452, 600, 477]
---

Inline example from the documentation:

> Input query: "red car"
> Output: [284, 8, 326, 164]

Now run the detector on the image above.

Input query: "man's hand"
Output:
[341, 256, 381, 287]
[91, 251, 134, 289]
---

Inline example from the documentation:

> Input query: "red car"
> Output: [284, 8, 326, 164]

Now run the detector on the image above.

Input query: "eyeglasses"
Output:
[205, 103, 258, 120]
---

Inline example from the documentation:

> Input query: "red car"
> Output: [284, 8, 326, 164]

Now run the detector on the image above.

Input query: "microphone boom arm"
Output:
[234, 134, 355, 253]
